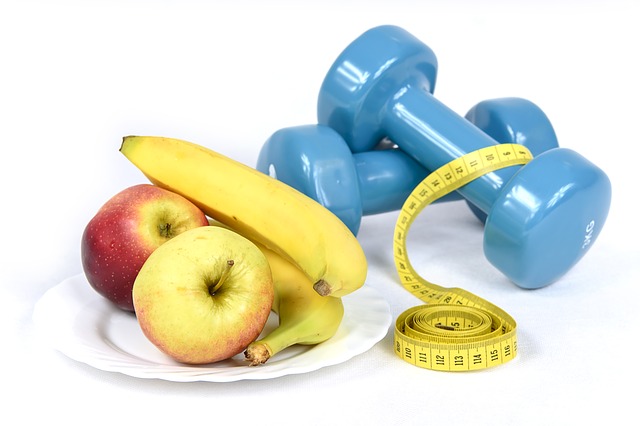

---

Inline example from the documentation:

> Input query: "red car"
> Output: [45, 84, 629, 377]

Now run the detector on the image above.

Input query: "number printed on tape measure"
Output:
[392, 144, 531, 372]
[394, 330, 518, 371]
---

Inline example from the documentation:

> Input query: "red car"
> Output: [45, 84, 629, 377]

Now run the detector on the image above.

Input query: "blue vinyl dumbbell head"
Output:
[485, 148, 611, 288]
[465, 97, 559, 222]
[466, 97, 558, 156]
[465, 101, 609, 287]
[318, 25, 438, 153]
[257, 125, 429, 235]
[256, 125, 363, 234]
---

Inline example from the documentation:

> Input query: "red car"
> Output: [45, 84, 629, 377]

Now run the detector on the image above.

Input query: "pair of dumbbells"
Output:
[259, 25, 611, 290]
[259, 98, 558, 235]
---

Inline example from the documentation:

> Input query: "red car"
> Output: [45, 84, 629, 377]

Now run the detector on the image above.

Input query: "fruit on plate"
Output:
[245, 236, 344, 365]
[119, 135, 368, 298]
[132, 225, 274, 364]
[208, 220, 344, 365]
[81, 183, 209, 312]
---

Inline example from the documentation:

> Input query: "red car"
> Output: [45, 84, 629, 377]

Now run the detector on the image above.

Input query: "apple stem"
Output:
[209, 260, 234, 295]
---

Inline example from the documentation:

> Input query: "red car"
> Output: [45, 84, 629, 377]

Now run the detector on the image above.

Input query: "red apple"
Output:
[81, 184, 209, 312]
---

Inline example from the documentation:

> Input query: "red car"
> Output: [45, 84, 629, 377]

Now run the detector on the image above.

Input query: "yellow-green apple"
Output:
[132, 226, 274, 364]
[81, 184, 209, 312]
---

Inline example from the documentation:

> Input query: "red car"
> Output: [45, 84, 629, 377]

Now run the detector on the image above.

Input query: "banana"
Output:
[246, 237, 345, 365]
[208, 220, 344, 365]
[120, 135, 367, 298]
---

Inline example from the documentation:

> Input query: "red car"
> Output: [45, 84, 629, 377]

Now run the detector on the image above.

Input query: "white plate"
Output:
[33, 274, 392, 382]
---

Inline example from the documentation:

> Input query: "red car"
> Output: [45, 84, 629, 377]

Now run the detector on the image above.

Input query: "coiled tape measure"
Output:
[393, 143, 533, 371]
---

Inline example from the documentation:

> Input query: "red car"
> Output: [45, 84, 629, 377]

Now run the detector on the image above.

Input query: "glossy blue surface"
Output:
[466, 98, 559, 155]
[258, 125, 442, 235]
[257, 96, 558, 236]
[465, 97, 559, 222]
[317, 25, 611, 289]
[318, 25, 438, 153]
[318, 25, 519, 214]
[256, 125, 363, 234]
[484, 148, 611, 288]
[354, 147, 432, 216]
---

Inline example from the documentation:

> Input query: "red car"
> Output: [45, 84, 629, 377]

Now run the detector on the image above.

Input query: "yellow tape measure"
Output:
[393, 143, 533, 371]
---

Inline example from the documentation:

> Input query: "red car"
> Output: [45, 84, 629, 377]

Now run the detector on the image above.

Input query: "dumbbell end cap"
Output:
[483, 148, 611, 289]
[256, 124, 363, 235]
[317, 25, 438, 153]
[464, 97, 561, 223]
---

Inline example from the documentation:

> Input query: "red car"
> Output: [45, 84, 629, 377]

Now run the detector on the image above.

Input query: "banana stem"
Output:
[244, 320, 310, 365]
[244, 343, 273, 366]
[313, 279, 331, 296]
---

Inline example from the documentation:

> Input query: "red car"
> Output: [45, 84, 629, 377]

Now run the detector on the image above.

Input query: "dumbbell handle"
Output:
[354, 149, 459, 215]
[385, 87, 512, 214]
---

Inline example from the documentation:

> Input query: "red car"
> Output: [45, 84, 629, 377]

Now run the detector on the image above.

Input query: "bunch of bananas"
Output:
[120, 135, 368, 364]
[245, 236, 345, 365]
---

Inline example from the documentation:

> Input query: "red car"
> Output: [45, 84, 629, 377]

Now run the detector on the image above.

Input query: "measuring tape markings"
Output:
[392, 143, 533, 371]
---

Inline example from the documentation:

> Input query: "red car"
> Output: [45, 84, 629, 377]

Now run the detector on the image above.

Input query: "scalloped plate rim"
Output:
[32, 273, 392, 382]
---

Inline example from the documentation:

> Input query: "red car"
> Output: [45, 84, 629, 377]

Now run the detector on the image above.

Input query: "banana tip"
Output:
[119, 135, 136, 152]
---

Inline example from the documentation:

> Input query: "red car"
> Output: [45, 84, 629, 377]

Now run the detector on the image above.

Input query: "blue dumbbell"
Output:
[260, 37, 437, 237]
[317, 25, 611, 289]
[257, 97, 558, 235]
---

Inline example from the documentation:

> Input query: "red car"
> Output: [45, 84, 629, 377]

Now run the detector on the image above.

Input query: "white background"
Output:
[2, 0, 638, 425]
